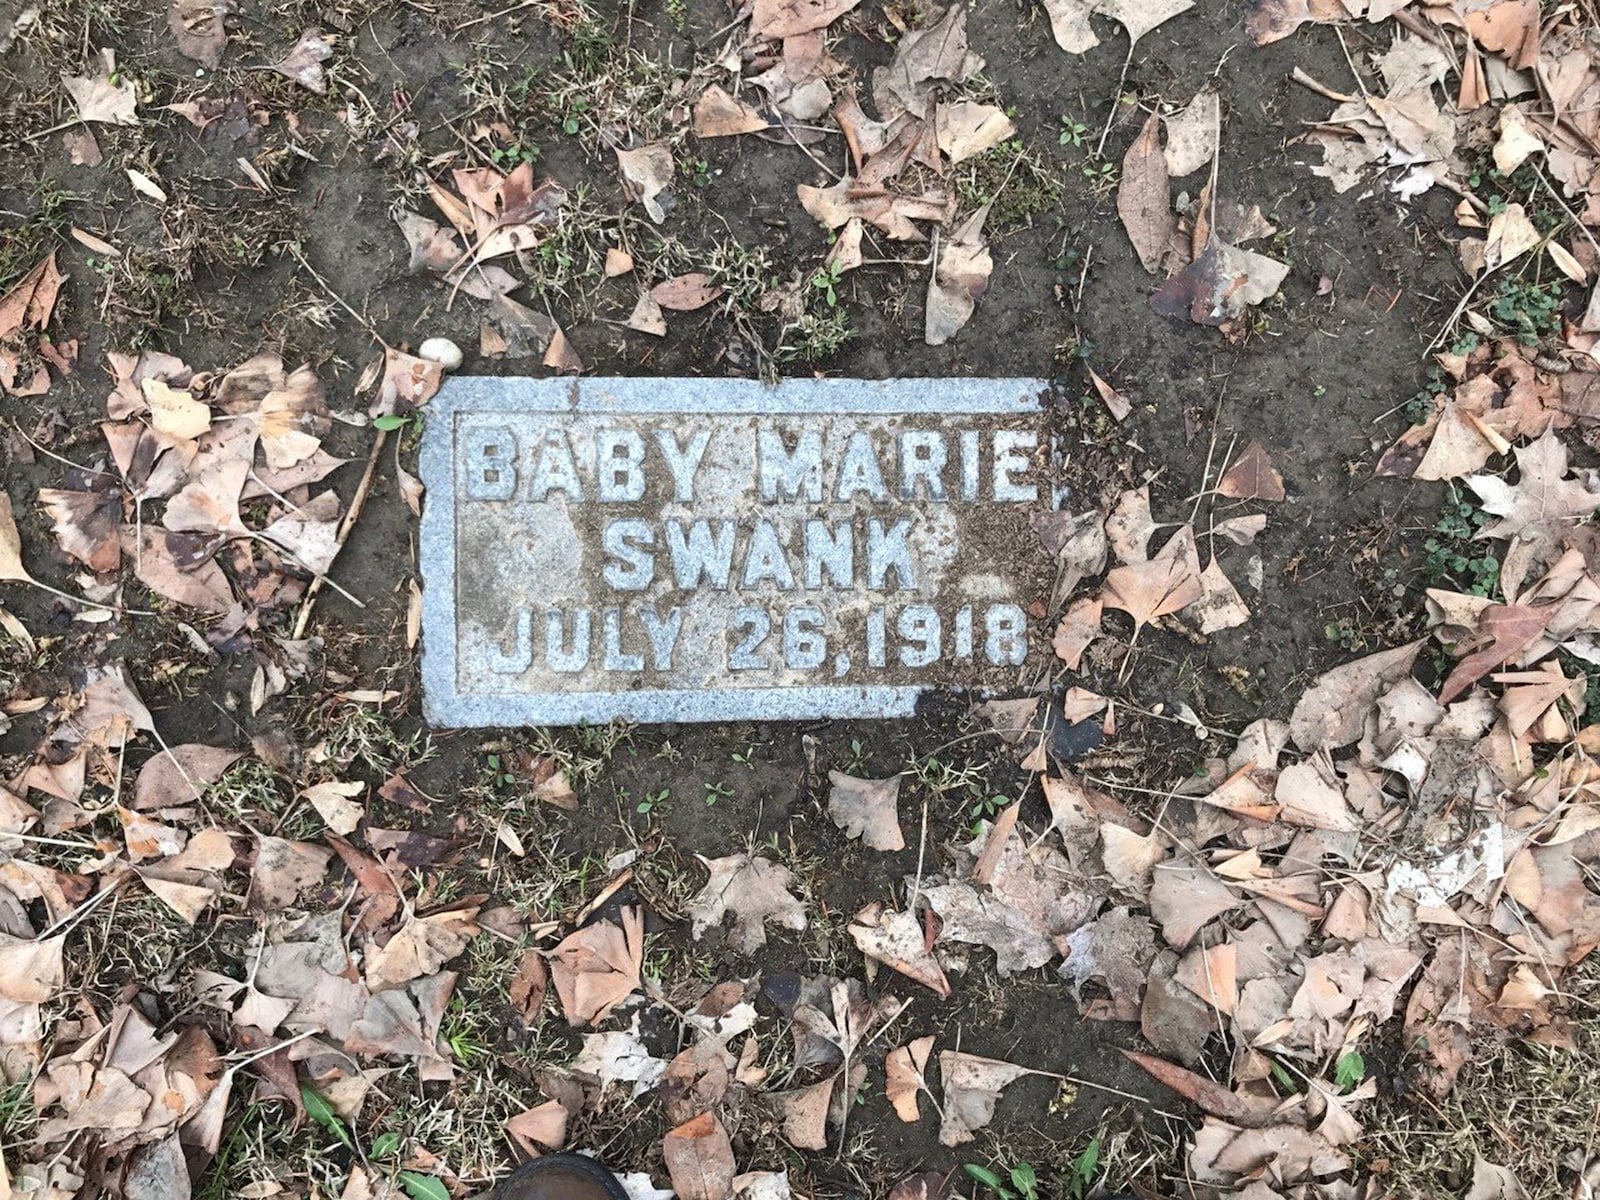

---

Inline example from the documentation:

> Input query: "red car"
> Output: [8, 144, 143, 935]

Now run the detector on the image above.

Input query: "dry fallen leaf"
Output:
[616, 143, 675, 223]
[248, 836, 331, 910]
[1042, 0, 1195, 54]
[884, 1035, 934, 1122]
[1118, 113, 1172, 274]
[365, 907, 479, 990]
[938, 1052, 1035, 1146]
[693, 85, 769, 138]
[688, 854, 808, 953]
[826, 771, 904, 851]
[653, 273, 726, 312]
[272, 31, 334, 94]
[926, 206, 992, 345]
[751, 0, 862, 37]
[1164, 88, 1220, 177]
[849, 902, 950, 996]
[62, 52, 138, 125]
[1216, 440, 1285, 501]
[663, 1112, 736, 1200]
[546, 906, 644, 1025]
[935, 101, 1015, 164]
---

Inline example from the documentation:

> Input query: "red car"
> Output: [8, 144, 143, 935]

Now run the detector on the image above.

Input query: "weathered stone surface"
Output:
[419, 377, 1053, 725]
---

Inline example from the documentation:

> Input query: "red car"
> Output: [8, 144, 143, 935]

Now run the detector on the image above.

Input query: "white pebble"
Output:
[419, 337, 463, 370]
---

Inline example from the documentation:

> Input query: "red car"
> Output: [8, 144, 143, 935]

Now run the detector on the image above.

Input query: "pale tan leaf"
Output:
[826, 771, 904, 850]
[938, 1052, 1033, 1146]
[663, 1112, 736, 1200]
[688, 854, 807, 953]
[884, 1035, 934, 1122]
[1118, 113, 1171, 274]
[546, 906, 644, 1025]
[849, 902, 949, 995]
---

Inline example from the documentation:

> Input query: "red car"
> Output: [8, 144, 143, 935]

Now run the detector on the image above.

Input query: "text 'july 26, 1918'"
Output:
[418, 377, 1055, 725]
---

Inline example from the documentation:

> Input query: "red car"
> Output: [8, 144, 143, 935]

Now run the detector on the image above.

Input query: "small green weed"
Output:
[1422, 488, 1500, 597]
[1334, 1049, 1366, 1093]
[1488, 278, 1563, 346]
[1066, 1135, 1101, 1200]
[963, 1161, 1040, 1200]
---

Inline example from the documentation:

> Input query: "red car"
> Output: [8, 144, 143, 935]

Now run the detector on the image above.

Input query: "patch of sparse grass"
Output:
[529, 720, 633, 789]
[319, 702, 433, 776]
[1421, 485, 1499, 598]
[953, 140, 1064, 232]
[1363, 955, 1600, 1197]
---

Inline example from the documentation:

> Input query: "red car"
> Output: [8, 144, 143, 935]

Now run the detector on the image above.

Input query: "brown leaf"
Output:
[372, 348, 443, 417]
[938, 1052, 1033, 1147]
[1288, 640, 1425, 750]
[1087, 369, 1131, 421]
[1118, 113, 1171, 273]
[626, 292, 668, 336]
[663, 1112, 736, 1200]
[1438, 605, 1551, 705]
[1172, 942, 1237, 1014]
[849, 902, 950, 995]
[1042, 0, 1195, 54]
[169, 0, 227, 68]
[1052, 595, 1103, 669]
[0, 252, 66, 339]
[616, 143, 675, 223]
[38, 482, 120, 574]
[935, 101, 1015, 164]
[693, 85, 770, 138]
[1120, 1050, 1275, 1125]
[826, 771, 904, 851]
[62, 53, 138, 125]
[1216, 440, 1285, 501]
[653, 272, 726, 311]
[272, 31, 334, 94]
[751, 0, 862, 37]
[508, 949, 549, 1028]
[926, 206, 991, 345]
[1150, 239, 1288, 327]
[780, 1077, 834, 1150]
[688, 854, 807, 953]
[1101, 527, 1204, 636]
[547, 906, 644, 1025]
[543, 326, 585, 375]
[885, 1035, 934, 1122]
[505, 1099, 569, 1157]
[249, 835, 332, 910]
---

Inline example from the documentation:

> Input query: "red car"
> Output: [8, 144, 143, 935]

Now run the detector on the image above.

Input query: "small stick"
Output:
[1093, 42, 1137, 161]
[291, 429, 389, 639]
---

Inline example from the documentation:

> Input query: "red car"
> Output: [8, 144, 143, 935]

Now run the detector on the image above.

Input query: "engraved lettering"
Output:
[803, 519, 853, 588]
[758, 429, 823, 502]
[898, 604, 940, 667]
[639, 605, 683, 670]
[898, 431, 947, 500]
[488, 608, 532, 672]
[528, 429, 584, 501]
[741, 520, 795, 590]
[866, 517, 917, 590]
[464, 425, 517, 501]
[597, 429, 646, 502]
[666, 518, 736, 589]
[656, 429, 712, 502]
[984, 603, 1028, 665]
[836, 430, 888, 501]
[602, 607, 644, 671]
[602, 518, 654, 590]
[545, 608, 591, 672]
[992, 430, 1037, 502]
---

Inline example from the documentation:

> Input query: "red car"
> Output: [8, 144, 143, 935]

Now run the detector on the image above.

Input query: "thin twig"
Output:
[291, 429, 389, 639]
[1093, 42, 1136, 161]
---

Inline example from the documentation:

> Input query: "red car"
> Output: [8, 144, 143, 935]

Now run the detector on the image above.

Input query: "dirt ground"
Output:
[3, 0, 1598, 1198]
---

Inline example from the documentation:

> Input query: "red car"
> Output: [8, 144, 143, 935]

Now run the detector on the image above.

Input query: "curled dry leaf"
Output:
[1042, 0, 1196, 54]
[826, 771, 904, 851]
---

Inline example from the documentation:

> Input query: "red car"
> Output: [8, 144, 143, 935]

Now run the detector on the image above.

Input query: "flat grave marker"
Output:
[419, 377, 1054, 725]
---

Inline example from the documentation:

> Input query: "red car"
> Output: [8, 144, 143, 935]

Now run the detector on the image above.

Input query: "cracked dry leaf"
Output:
[663, 1112, 736, 1200]
[1148, 862, 1238, 949]
[547, 906, 644, 1025]
[1164, 88, 1220, 177]
[62, 52, 138, 125]
[570, 1020, 667, 1096]
[689, 854, 807, 953]
[1058, 906, 1157, 1021]
[849, 902, 949, 995]
[1185, 557, 1250, 635]
[827, 771, 904, 850]
[1151, 238, 1288, 328]
[780, 1076, 834, 1150]
[1118, 113, 1172, 274]
[873, 3, 982, 120]
[937, 1052, 1036, 1147]
[884, 1034, 934, 1122]
[1042, 0, 1195, 54]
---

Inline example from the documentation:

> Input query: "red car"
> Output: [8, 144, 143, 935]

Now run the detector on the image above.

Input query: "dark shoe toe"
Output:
[491, 1153, 632, 1200]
